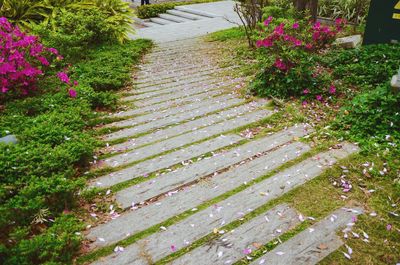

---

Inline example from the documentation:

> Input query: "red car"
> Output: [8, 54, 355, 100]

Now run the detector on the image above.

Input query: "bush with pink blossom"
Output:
[250, 9, 346, 100]
[0, 17, 77, 102]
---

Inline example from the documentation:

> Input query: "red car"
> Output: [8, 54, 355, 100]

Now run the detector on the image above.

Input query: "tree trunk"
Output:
[309, 0, 318, 22]
[293, 0, 318, 22]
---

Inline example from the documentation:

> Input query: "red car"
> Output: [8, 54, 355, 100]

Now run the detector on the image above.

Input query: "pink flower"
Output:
[37, 56, 49, 66]
[68, 89, 77, 98]
[171, 245, 176, 252]
[386, 224, 392, 231]
[335, 18, 347, 31]
[293, 39, 302, 47]
[73, 80, 79, 86]
[292, 22, 299, 29]
[262, 38, 273, 47]
[335, 18, 344, 25]
[57, 71, 70, 84]
[30, 44, 43, 57]
[21, 67, 42, 77]
[302, 100, 308, 106]
[313, 22, 321, 30]
[0, 63, 16, 74]
[322, 26, 331, 34]
[305, 43, 313, 50]
[329, 85, 336, 94]
[274, 58, 287, 71]
[312, 31, 321, 41]
[316, 95, 323, 101]
[243, 248, 252, 255]
[273, 23, 285, 36]
[1, 87, 8, 93]
[256, 40, 263, 48]
[264, 16, 273, 27]
[303, 89, 310, 94]
[48, 47, 59, 55]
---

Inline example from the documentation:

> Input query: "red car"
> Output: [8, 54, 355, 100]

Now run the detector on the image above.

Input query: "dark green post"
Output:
[364, 0, 400, 45]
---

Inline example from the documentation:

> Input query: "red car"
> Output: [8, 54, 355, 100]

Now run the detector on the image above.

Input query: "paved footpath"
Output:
[85, 18, 363, 265]
[131, 1, 241, 43]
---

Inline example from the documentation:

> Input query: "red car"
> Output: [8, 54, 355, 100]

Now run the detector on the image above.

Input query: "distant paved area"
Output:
[130, 1, 240, 43]
[85, 36, 362, 265]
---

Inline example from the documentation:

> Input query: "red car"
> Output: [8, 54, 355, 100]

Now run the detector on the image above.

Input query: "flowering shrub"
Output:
[251, 14, 346, 100]
[0, 17, 57, 99]
[57, 70, 78, 98]
[0, 17, 79, 102]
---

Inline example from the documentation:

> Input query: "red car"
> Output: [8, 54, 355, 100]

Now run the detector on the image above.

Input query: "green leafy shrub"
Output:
[250, 7, 346, 99]
[336, 84, 400, 147]
[320, 44, 400, 89]
[262, 5, 296, 19]
[1, 0, 133, 41]
[72, 39, 153, 90]
[0, 35, 151, 264]
[0, 89, 96, 264]
[267, 0, 370, 24]
[84, 0, 133, 43]
[77, 85, 118, 109]
[137, 2, 178, 19]
[1, 215, 83, 265]
[0, 95, 96, 225]
[318, 0, 371, 24]
[0, 0, 46, 29]
[33, 9, 120, 60]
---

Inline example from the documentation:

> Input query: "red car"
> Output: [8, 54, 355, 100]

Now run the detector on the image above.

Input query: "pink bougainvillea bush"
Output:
[251, 14, 347, 100]
[0, 17, 77, 101]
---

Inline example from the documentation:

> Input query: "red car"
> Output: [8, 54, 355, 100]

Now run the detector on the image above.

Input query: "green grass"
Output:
[206, 27, 247, 42]
[156, 150, 353, 264]
[87, 102, 307, 188]
[77, 144, 324, 264]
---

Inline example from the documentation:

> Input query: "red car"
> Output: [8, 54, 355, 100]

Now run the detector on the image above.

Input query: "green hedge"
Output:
[0, 39, 152, 265]
[72, 40, 152, 91]
[137, 2, 179, 18]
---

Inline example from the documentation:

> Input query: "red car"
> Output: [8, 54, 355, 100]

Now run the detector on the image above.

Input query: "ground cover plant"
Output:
[0, 5, 152, 263]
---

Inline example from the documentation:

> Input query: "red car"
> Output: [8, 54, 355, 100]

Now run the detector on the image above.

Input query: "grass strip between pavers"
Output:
[78, 142, 338, 264]
[90, 105, 274, 179]
[87, 106, 305, 190]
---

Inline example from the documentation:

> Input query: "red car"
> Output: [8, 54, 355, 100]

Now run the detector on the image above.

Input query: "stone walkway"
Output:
[85, 38, 362, 264]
